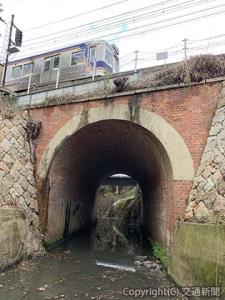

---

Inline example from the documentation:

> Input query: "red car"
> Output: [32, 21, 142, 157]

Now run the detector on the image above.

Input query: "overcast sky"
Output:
[1, 0, 225, 70]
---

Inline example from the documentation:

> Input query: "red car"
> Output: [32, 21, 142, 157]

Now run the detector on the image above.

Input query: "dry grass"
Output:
[44, 85, 114, 106]
[44, 92, 101, 106]
[0, 95, 20, 119]
[129, 54, 225, 89]
[156, 54, 225, 85]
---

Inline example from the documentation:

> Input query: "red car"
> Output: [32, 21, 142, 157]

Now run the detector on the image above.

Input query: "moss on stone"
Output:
[169, 222, 225, 291]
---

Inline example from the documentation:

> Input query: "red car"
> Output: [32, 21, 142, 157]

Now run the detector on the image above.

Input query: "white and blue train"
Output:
[5, 40, 120, 92]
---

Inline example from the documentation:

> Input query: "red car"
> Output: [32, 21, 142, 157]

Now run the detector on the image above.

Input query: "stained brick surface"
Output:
[29, 82, 222, 245]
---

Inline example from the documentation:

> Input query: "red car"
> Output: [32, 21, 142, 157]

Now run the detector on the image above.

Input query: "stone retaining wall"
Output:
[0, 111, 43, 267]
[185, 82, 225, 221]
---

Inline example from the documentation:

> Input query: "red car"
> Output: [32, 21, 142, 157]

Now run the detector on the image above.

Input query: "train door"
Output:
[41, 55, 60, 83]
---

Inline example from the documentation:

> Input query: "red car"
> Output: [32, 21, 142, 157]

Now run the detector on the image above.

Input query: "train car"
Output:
[5, 40, 119, 92]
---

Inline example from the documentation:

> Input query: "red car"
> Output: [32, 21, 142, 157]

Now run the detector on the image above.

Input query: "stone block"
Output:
[11, 160, 23, 173]
[188, 188, 197, 202]
[203, 178, 214, 193]
[9, 188, 19, 200]
[8, 147, 18, 156]
[211, 170, 222, 184]
[10, 126, 21, 139]
[10, 169, 20, 181]
[29, 199, 39, 212]
[194, 201, 209, 219]
[0, 147, 4, 160]
[218, 96, 225, 108]
[18, 178, 29, 191]
[28, 186, 37, 197]
[202, 189, 217, 209]
[27, 175, 36, 186]
[9, 137, 19, 148]
[217, 179, 225, 196]
[3, 194, 14, 205]
[184, 210, 193, 220]
[0, 161, 9, 173]
[3, 173, 13, 189]
[209, 123, 222, 136]
[186, 200, 196, 212]
[213, 195, 225, 211]
[214, 108, 225, 123]
[1, 138, 12, 152]
[202, 167, 212, 179]
[17, 196, 28, 210]
[17, 125, 26, 137]
[3, 154, 14, 167]
[195, 190, 206, 204]
[0, 131, 4, 142]
[14, 183, 24, 197]
[3, 119, 13, 129]
[196, 179, 207, 192]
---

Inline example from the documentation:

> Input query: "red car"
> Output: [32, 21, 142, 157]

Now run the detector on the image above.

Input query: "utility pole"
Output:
[2, 14, 14, 87]
[134, 50, 139, 72]
[182, 38, 188, 61]
[2, 14, 23, 87]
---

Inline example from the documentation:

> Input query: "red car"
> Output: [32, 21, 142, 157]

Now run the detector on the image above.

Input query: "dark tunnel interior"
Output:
[46, 120, 174, 247]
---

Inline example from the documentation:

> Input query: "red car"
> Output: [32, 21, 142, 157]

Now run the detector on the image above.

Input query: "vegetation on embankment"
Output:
[112, 187, 141, 224]
[95, 185, 141, 225]
[129, 54, 225, 90]
[0, 94, 20, 119]
[151, 241, 170, 270]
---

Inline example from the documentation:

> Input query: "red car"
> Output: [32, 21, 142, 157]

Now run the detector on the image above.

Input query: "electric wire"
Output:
[11, 7, 225, 61]
[4, 0, 225, 63]
[22, 0, 218, 47]
[24, 0, 129, 32]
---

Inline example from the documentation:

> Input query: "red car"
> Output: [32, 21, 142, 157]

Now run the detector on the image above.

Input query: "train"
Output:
[4, 40, 120, 92]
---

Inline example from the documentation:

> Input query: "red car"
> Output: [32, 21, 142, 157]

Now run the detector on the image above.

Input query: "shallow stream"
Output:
[0, 218, 187, 300]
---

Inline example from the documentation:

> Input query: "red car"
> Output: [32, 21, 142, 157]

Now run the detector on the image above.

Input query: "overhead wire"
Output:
[23, 0, 181, 33]
[23, 0, 193, 43]
[19, 0, 222, 53]
[22, 0, 218, 47]
[24, 0, 129, 32]
[5, 0, 225, 62]
[11, 7, 225, 61]
[108, 9, 225, 42]
[119, 37, 225, 69]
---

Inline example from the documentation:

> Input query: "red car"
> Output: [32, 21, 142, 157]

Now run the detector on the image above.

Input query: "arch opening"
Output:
[95, 173, 143, 224]
[95, 173, 146, 254]
[45, 119, 175, 248]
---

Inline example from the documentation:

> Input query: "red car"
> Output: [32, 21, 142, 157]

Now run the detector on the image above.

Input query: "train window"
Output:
[23, 63, 33, 76]
[105, 49, 113, 66]
[44, 59, 51, 72]
[53, 56, 60, 70]
[89, 47, 96, 63]
[71, 51, 85, 65]
[11, 65, 22, 78]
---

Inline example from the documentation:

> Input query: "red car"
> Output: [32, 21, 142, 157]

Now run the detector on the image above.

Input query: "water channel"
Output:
[0, 218, 188, 300]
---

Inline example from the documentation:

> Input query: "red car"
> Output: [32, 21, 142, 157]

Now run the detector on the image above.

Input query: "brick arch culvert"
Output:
[36, 105, 194, 249]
